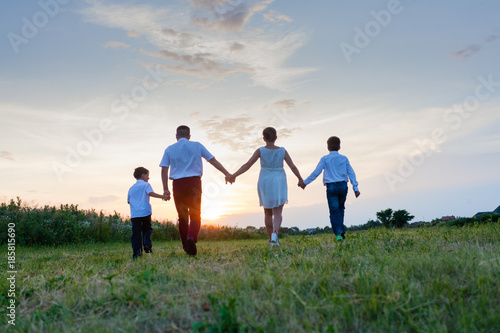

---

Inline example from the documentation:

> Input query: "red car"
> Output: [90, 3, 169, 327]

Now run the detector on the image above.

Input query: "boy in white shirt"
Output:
[299, 136, 360, 241]
[128, 167, 168, 259]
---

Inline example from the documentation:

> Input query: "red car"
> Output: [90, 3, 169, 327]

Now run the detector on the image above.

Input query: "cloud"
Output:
[263, 10, 293, 23]
[229, 42, 245, 52]
[451, 45, 481, 60]
[88, 195, 120, 205]
[485, 35, 500, 42]
[104, 41, 130, 49]
[1, 151, 15, 161]
[81, 1, 314, 91]
[200, 115, 262, 152]
[188, 0, 274, 33]
[128, 30, 142, 38]
[199, 99, 302, 152]
[451, 34, 500, 60]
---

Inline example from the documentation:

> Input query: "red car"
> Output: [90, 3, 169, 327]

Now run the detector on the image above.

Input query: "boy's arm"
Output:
[149, 192, 168, 200]
[346, 160, 360, 197]
[303, 158, 325, 186]
[161, 166, 171, 200]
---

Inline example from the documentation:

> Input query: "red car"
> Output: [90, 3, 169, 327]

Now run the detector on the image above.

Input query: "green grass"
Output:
[1, 224, 499, 332]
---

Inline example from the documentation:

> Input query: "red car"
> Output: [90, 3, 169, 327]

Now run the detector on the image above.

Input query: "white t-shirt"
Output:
[159, 138, 214, 180]
[127, 179, 154, 218]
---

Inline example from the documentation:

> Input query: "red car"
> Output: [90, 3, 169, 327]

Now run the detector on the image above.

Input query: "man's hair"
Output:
[176, 125, 190, 138]
[263, 127, 277, 142]
[327, 136, 341, 151]
[133, 167, 149, 180]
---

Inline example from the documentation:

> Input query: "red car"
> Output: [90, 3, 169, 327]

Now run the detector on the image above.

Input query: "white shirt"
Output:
[304, 151, 359, 191]
[127, 179, 153, 218]
[159, 138, 214, 180]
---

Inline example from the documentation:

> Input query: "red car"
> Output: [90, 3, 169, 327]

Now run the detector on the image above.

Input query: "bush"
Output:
[0, 198, 178, 247]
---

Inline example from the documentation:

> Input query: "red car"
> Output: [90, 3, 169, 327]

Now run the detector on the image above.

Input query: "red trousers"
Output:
[172, 176, 202, 249]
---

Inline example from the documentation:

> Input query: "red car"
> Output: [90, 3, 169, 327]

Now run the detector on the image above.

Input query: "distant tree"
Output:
[391, 210, 414, 228]
[365, 219, 383, 229]
[376, 208, 393, 228]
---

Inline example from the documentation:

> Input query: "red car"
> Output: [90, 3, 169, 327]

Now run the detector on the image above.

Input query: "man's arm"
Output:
[208, 157, 231, 178]
[161, 166, 171, 200]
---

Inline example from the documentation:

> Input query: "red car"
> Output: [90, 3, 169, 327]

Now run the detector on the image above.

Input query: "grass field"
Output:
[1, 223, 499, 332]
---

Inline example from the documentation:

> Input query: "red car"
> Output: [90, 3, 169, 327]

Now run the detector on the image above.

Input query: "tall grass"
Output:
[0, 198, 265, 247]
[1, 223, 499, 332]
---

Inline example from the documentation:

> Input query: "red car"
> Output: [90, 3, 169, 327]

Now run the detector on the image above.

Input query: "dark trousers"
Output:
[173, 176, 202, 250]
[326, 182, 348, 236]
[131, 215, 152, 257]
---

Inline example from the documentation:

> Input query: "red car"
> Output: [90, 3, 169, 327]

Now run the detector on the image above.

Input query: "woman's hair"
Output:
[327, 136, 341, 151]
[133, 167, 149, 179]
[262, 127, 277, 142]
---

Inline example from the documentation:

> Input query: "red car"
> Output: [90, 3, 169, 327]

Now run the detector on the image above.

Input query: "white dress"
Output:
[257, 147, 288, 209]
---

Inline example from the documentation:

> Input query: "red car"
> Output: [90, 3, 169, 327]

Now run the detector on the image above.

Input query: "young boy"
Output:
[127, 167, 167, 259]
[299, 136, 360, 241]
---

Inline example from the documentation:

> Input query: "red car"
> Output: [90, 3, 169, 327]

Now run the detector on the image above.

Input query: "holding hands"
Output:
[298, 180, 306, 189]
[163, 190, 171, 201]
[225, 174, 236, 184]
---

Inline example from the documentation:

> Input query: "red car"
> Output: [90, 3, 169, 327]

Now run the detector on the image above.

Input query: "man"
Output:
[160, 125, 231, 255]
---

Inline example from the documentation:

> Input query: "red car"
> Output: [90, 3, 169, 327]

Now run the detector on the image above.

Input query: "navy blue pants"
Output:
[131, 215, 152, 257]
[326, 182, 348, 236]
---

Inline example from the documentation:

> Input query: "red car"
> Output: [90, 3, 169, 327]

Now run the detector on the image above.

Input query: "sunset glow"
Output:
[1, 1, 500, 229]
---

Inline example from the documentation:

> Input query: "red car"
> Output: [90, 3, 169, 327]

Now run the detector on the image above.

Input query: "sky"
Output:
[1, 0, 500, 230]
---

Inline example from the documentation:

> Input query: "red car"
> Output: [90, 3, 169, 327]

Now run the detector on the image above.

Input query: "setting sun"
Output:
[201, 203, 230, 221]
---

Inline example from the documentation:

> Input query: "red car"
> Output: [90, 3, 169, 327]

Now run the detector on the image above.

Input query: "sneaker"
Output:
[144, 246, 152, 254]
[341, 232, 346, 240]
[336, 235, 343, 242]
[186, 237, 197, 256]
[270, 232, 279, 247]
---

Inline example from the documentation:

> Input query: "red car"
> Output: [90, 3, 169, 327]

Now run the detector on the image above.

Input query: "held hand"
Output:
[163, 190, 171, 201]
[298, 180, 306, 189]
[355, 191, 360, 198]
[225, 174, 236, 184]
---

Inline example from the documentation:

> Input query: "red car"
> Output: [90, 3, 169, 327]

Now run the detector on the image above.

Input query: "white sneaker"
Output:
[270, 232, 279, 247]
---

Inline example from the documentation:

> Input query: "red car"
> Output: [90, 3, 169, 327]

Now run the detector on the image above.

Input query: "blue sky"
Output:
[1, 0, 500, 229]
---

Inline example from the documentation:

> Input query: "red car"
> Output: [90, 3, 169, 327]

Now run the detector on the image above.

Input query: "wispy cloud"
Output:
[81, 1, 314, 90]
[104, 41, 130, 49]
[451, 45, 481, 60]
[263, 10, 293, 23]
[0, 151, 15, 161]
[88, 195, 120, 205]
[451, 33, 500, 60]
[188, 0, 274, 32]
[199, 99, 302, 152]
[485, 34, 500, 42]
